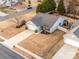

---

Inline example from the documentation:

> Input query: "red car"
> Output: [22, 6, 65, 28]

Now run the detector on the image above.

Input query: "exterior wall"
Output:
[50, 17, 65, 33]
[26, 21, 40, 31]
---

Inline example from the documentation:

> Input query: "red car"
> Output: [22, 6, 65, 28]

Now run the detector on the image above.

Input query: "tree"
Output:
[57, 0, 65, 14]
[36, 0, 56, 13]
[67, 2, 75, 14]
[67, 1, 78, 18]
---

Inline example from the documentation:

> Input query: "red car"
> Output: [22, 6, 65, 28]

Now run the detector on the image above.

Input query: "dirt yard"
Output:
[17, 30, 65, 59]
[0, 25, 25, 39]
[0, 10, 36, 39]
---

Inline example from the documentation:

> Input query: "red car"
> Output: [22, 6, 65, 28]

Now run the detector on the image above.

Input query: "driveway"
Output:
[2, 30, 34, 48]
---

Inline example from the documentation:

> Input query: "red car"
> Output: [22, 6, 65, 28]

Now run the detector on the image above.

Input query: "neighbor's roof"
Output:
[0, 44, 24, 59]
[32, 13, 61, 29]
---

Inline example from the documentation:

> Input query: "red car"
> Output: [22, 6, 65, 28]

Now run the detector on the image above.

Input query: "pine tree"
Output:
[57, 0, 65, 14]
[36, 0, 56, 13]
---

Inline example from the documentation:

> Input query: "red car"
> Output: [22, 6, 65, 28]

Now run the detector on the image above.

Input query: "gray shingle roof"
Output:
[32, 13, 60, 29]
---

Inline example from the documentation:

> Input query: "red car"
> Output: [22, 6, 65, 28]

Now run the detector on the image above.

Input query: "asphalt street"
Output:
[0, 7, 36, 21]
[0, 44, 24, 59]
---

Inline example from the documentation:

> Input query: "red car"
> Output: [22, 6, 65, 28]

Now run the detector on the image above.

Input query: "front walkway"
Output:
[52, 44, 78, 59]
[1, 30, 34, 48]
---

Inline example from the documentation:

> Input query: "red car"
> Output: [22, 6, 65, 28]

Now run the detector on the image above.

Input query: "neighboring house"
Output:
[26, 13, 66, 33]
[64, 26, 79, 48]
[0, 0, 22, 7]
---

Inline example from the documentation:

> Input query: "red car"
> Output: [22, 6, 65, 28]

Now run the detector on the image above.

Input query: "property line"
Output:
[15, 45, 44, 59]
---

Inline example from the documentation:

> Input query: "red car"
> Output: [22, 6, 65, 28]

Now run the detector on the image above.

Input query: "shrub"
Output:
[35, 30, 38, 33]
[36, 0, 56, 13]
[57, 0, 65, 14]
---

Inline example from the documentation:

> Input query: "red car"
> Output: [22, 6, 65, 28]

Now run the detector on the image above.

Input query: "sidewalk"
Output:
[52, 44, 78, 59]
[1, 30, 34, 48]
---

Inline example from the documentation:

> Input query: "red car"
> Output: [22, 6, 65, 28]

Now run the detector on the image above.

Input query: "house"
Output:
[26, 13, 66, 33]
[64, 26, 79, 48]
[0, 0, 23, 7]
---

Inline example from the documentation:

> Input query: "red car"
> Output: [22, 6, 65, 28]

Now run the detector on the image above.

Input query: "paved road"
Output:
[0, 7, 36, 21]
[0, 44, 24, 59]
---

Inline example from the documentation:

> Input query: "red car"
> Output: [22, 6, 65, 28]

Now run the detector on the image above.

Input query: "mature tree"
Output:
[57, 0, 65, 14]
[36, 0, 56, 13]
[67, 2, 75, 14]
